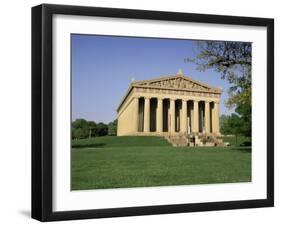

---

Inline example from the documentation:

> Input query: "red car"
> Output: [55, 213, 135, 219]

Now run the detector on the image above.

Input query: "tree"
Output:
[72, 118, 88, 129]
[87, 121, 97, 138]
[73, 128, 87, 139]
[108, 119, 117, 136]
[227, 114, 244, 136]
[186, 41, 251, 107]
[235, 103, 251, 137]
[187, 41, 252, 137]
[96, 122, 108, 136]
[72, 118, 89, 139]
[220, 114, 232, 135]
[220, 113, 245, 145]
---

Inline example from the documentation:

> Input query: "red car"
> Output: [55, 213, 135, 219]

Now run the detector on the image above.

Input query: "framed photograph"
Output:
[32, 4, 274, 221]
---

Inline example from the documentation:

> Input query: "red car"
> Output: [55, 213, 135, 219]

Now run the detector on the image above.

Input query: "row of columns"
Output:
[133, 97, 220, 134]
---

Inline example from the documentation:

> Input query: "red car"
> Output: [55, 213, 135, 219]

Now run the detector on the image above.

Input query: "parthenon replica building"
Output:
[117, 70, 222, 145]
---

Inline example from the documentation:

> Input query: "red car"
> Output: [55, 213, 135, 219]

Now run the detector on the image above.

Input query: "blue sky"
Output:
[72, 34, 233, 123]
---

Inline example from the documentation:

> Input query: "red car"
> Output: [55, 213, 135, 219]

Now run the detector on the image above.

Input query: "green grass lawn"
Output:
[71, 136, 251, 190]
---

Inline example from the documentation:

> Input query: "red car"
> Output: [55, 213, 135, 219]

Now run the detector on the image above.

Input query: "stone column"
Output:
[187, 117, 191, 134]
[204, 101, 210, 133]
[170, 99, 175, 133]
[190, 102, 193, 133]
[193, 100, 199, 133]
[133, 97, 139, 132]
[211, 102, 215, 133]
[143, 97, 150, 133]
[156, 98, 163, 133]
[181, 100, 187, 133]
[214, 101, 220, 134]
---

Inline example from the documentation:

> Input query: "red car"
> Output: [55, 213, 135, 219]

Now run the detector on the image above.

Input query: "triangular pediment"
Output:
[132, 74, 221, 93]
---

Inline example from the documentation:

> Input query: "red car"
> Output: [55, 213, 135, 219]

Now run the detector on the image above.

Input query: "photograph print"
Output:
[71, 34, 252, 191]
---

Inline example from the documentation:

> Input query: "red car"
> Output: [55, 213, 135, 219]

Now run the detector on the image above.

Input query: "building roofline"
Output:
[116, 73, 222, 112]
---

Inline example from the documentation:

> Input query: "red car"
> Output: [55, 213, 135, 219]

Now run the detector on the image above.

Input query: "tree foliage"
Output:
[235, 103, 251, 137]
[96, 122, 108, 137]
[186, 41, 251, 107]
[220, 103, 251, 137]
[187, 41, 252, 137]
[220, 115, 232, 135]
[72, 119, 89, 139]
[87, 121, 97, 138]
[72, 119, 117, 139]
[220, 114, 243, 136]
[108, 119, 117, 136]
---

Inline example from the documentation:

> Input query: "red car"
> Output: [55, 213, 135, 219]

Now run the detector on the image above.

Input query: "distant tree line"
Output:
[72, 118, 117, 139]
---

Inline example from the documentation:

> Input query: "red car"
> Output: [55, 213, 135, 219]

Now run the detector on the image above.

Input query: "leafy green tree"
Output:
[228, 113, 245, 145]
[187, 41, 252, 137]
[73, 128, 87, 139]
[108, 119, 117, 136]
[87, 121, 97, 138]
[72, 118, 87, 128]
[220, 114, 232, 135]
[72, 119, 116, 139]
[235, 103, 251, 137]
[96, 122, 108, 136]
[72, 118, 89, 139]
[227, 114, 243, 135]
[186, 41, 251, 108]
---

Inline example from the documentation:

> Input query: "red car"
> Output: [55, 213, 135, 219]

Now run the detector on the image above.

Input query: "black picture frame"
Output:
[32, 3, 274, 222]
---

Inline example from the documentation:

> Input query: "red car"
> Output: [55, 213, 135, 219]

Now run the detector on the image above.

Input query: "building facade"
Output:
[117, 70, 222, 137]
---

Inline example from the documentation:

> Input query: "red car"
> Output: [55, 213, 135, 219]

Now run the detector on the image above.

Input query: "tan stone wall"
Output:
[117, 96, 138, 136]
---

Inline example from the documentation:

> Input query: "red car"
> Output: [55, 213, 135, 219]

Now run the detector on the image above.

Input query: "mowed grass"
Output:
[71, 136, 251, 190]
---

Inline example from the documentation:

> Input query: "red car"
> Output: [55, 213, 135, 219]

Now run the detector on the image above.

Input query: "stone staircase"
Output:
[165, 133, 227, 147]
[165, 134, 188, 147]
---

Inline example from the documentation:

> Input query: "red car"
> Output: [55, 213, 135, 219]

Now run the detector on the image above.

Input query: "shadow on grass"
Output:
[232, 146, 252, 153]
[72, 143, 106, 148]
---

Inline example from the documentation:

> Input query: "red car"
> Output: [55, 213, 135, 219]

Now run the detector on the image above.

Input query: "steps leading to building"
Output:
[165, 134, 227, 147]
[165, 135, 188, 147]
